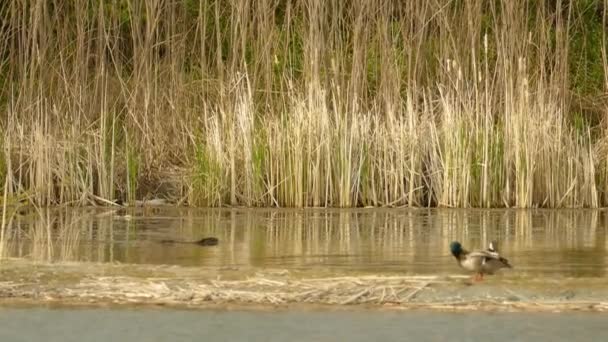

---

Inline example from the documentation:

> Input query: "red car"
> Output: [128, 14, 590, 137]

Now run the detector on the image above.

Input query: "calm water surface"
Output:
[0, 307, 606, 342]
[3, 208, 607, 277]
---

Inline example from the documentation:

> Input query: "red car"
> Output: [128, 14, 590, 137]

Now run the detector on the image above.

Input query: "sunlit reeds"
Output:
[0, 1, 606, 208]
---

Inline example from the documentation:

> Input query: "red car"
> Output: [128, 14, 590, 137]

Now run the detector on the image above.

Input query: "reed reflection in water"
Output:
[1, 208, 606, 277]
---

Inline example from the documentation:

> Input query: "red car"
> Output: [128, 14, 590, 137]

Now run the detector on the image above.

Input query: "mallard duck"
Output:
[450, 240, 512, 281]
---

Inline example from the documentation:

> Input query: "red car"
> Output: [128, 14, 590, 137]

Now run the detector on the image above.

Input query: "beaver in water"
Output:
[160, 237, 219, 246]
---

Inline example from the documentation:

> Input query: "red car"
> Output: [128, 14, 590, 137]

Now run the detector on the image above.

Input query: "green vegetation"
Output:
[0, 0, 607, 208]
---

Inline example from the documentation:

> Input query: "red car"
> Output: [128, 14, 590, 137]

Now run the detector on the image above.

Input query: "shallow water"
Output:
[0, 307, 606, 342]
[2, 207, 608, 278]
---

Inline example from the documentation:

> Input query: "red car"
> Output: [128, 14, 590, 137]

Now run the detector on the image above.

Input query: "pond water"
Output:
[0, 307, 606, 342]
[1, 207, 607, 278]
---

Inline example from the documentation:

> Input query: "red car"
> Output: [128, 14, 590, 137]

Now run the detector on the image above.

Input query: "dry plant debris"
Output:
[0, 262, 607, 312]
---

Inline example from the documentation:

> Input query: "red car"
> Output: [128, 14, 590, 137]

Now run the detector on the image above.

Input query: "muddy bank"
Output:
[0, 260, 606, 312]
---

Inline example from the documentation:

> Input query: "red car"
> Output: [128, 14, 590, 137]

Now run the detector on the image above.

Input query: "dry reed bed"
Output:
[0, 1, 607, 208]
[70, 275, 438, 306]
[0, 268, 448, 306]
[1, 262, 607, 312]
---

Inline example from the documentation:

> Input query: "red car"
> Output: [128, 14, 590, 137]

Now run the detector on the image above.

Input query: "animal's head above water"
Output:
[450, 241, 462, 257]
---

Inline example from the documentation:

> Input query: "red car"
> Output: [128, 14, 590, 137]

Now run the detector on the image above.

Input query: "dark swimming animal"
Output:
[160, 237, 219, 246]
[450, 240, 512, 281]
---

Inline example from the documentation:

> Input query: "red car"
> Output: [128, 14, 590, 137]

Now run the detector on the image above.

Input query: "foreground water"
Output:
[0, 307, 606, 342]
[2, 207, 607, 278]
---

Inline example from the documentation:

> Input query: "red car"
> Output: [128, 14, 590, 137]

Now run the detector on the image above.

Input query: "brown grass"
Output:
[0, 1, 607, 208]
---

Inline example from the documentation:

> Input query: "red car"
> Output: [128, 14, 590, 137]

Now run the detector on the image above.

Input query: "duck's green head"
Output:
[450, 241, 462, 257]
